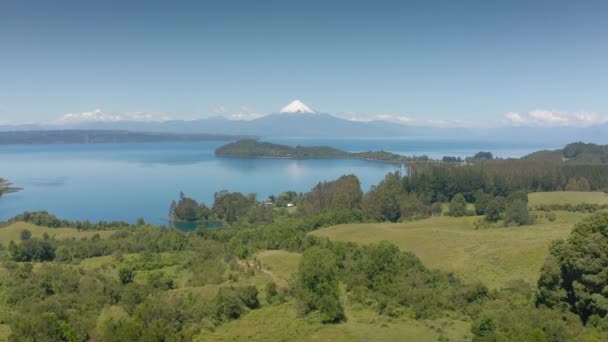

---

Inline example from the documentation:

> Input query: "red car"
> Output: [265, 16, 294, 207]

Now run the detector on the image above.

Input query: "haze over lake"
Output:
[0, 139, 557, 225]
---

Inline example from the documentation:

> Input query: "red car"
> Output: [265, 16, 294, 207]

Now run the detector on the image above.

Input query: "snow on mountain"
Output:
[279, 100, 316, 114]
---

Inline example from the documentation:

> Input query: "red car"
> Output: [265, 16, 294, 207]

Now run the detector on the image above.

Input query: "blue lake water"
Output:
[0, 139, 558, 225]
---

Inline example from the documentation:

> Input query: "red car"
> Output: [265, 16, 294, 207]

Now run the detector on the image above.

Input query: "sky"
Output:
[1, 0, 607, 127]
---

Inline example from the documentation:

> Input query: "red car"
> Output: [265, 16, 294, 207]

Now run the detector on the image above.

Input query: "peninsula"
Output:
[214, 139, 424, 163]
[0, 178, 21, 196]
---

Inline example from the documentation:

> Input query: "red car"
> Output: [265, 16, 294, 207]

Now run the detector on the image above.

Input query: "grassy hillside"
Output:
[197, 250, 472, 342]
[528, 191, 608, 207]
[196, 302, 471, 342]
[0, 222, 115, 244]
[256, 250, 301, 287]
[311, 211, 585, 289]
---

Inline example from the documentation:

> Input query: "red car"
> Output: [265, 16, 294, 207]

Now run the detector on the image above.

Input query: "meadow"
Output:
[311, 211, 584, 289]
[0, 222, 115, 243]
[528, 191, 608, 206]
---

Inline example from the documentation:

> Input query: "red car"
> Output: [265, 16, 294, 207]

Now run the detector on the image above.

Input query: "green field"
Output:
[256, 250, 301, 286]
[0, 222, 115, 244]
[528, 191, 608, 206]
[311, 211, 585, 289]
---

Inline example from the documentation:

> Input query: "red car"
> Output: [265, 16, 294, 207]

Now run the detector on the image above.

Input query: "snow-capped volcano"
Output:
[279, 100, 316, 114]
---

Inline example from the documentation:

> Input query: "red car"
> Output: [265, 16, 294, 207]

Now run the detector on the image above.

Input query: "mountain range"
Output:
[1, 100, 606, 144]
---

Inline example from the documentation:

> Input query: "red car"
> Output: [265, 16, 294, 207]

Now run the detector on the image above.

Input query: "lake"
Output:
[0, 138, 557, 225]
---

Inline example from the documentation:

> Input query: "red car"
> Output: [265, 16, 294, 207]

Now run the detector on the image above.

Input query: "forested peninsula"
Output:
[214, 139, 425, 163]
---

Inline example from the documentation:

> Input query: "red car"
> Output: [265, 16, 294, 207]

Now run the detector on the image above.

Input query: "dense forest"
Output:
[214, 139, 429, 163]
[0, 130, 249, 145]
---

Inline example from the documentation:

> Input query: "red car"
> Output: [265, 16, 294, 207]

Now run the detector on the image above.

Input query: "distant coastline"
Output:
[0, 130, 253, 145]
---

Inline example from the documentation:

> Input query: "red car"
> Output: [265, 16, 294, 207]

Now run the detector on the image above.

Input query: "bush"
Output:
[119, 267, 134, 285]
[504, 199, 532, 226]
[295, 247, 344, 323]
[484, 198, 503, 222]
[448, 194, 467, 217]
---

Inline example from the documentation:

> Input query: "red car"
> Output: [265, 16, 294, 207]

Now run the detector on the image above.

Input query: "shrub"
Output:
[295, 247, 344, 323]
[448, 194, 467, 217]
[504, 200, 532, 226]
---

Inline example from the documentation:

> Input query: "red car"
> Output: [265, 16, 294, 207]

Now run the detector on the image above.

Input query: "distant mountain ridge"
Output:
[1, 100, 607, 143]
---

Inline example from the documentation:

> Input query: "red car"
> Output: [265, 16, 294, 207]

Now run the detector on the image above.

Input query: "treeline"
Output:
[407, 160, 608, 201]
[9, 211, 138, 230]
[170, 191, 273, 225]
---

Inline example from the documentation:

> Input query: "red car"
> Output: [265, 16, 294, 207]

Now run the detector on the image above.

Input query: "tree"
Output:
[449, 193, 467, 217]
[20, 229, 32, 241]
[537, 212, 608, 322]
[171, 192, 210, 222]
[298, 175, 362, 216]
[295, 247, 345, 323]
[399, 193, 431, 219]
[362, 172, 404, 222]
[506, 190, 528, 206]
[474, 191, 493, 215]
[473, 151, 493, 160]
[504, 199, 532, 226]
[565, 177, 591, 191]
[484, 198, 503, 222]
[213, 191, 254, 224]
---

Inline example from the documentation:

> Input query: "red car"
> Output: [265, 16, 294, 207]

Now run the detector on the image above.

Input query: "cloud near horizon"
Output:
[503, 110, 608, 128]
[345, 113, 472, 128]
[55, 109, 171, 124]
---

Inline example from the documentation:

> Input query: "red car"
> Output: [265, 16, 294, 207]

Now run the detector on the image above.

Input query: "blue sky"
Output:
[1, 0, 607, 127]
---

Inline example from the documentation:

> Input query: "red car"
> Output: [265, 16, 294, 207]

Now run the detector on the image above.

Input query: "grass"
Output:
[196, 301, 471, 342]
[0, 222, 114, 245]
[0, 325, 9, 342]
[255, 250, 301, 287]
[311, 211, 585, 289]
[528, 191, 608, 207]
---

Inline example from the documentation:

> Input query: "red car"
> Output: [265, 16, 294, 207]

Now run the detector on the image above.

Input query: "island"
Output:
[214, 139, 427, 163]
[0, 178, 21, 196]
